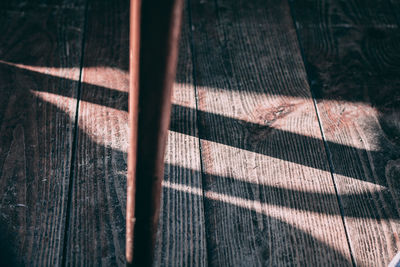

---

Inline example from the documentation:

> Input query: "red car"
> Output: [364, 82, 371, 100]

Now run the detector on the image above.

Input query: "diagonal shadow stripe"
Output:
[1, 61, 398, 187]
[1, 60, 397, 265]
[161, 171, 353, 265]
[163, 163, 400, 220]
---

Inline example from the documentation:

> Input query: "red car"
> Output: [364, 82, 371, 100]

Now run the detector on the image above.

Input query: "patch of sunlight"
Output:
[1, 60, 380, 152]
[0, 59, 80, 80]
[216, 141, 385, 194]
[30, 90, 77, 118]
[0, 60, 128, 92]
[82, 67, 128, 92]
[31, 90, 128, 152]
[171, 82, 197, 109]
[194, 85, 380, 152]
[162, 179, 355, 263]
[165, 131, 201, 171]
[32, 89, 386, 192]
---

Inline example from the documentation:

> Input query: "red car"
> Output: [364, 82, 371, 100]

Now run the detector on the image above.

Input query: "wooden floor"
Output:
[0, 0, 399, 266]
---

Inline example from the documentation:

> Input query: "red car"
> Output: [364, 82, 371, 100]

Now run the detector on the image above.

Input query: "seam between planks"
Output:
[187, 0, 211, 265]
[60, 1, 89, 266]
[286, 0, 357, 266]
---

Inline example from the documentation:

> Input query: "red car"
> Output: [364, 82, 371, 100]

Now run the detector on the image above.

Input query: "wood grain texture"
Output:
[65, 0, 207, 265]
[64, 0, 129, 265]
[154, 4, 208, 266]
[290, 0, 400, 265]
[189, 0, 352, 265]
[0, 1, 85, 266]
[2, 0, 396, 265]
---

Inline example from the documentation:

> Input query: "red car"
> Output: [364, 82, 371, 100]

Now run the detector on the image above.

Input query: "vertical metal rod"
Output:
[126, 0, 141, 265]
[132, 0, 184, 266]
[127, 0, 184, 266]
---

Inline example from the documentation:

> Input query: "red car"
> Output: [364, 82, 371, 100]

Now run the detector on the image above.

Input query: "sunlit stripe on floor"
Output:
[1, 59, 382, 152]
[0, 60, 128, 92]
[162, 179, 356, 263]
[30, 89, 386, 190]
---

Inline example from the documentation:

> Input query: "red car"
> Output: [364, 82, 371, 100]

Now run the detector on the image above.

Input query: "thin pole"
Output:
[131, 0, 184, 266]
[126, 0, 141, 265]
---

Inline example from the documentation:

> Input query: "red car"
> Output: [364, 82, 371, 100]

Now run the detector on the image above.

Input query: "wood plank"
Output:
[65, 0, 207, 265]
[0, 1, 85, 266]
[64, 0, 129, 265]
[189, 0, 353, 265]
[154, 4, 208, 266]
[290, 0, 400, 265]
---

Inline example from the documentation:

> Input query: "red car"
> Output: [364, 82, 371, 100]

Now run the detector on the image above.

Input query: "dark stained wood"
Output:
[153, 5, 208, 266]
[64, 0, 130, 265]
[1, 0, 397, 265]
[0, 2, 85, 266]
[290, 0, 400, 265]
[65, 0, 206, 266]
[189, 0, 353, 265]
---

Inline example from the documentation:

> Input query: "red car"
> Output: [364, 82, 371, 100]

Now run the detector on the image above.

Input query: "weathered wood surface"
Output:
[1, 0, 399, 265]
[65, 0, 207, 266]
[0, 1, 85, 266]
[189, 0, 352, 265]
[64, 0, 129, 265]
[154, 5, 208, 266]
[290, 0, 400, 265]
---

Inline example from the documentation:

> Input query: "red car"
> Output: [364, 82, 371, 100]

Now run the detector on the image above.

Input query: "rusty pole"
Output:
[127, 0, 184, 266]
[126, 0, 141, 265]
